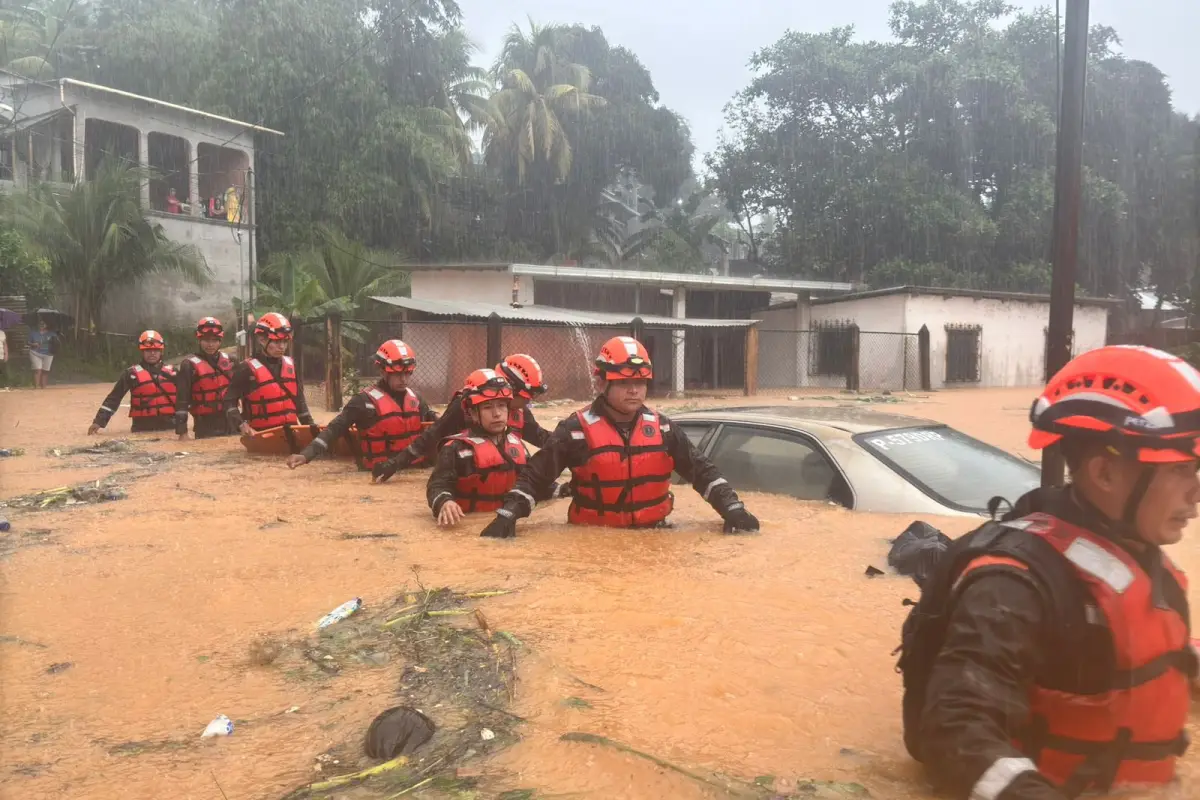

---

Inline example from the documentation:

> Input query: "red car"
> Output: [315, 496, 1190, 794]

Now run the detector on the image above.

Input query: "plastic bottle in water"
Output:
[201, 714, 234, 738]
[0, 517, 9, 532]
[316, 598, 362, 629]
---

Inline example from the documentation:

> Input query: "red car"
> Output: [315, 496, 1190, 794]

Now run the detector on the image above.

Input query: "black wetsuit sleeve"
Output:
[660, 413, 741, 513]
[303, 393, 370, 461]
[918, 571, 1068, 800]
[521, 406, 552, 449]
[419, 397, 439, 423]
[408, 400, 465, 460]
[293, 372, 315, 425]
[93, 371, 132, 428]
[224, 361, 254, 429]
[427, 442, 462, 517]
[173, 359, 195, 434]
[501, 417, 585, 518]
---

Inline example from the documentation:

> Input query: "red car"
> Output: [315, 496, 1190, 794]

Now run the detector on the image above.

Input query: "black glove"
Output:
[372, 450, 413, 483]
[721, 503, 760, 534]
[480, 511, 517, 539]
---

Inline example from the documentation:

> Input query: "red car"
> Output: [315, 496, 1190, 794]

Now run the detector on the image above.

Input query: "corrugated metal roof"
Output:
[369, 296, 758, 328]
[511, 264, 853, 293]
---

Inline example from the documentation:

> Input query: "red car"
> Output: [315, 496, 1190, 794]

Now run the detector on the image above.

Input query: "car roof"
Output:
[670, 404, 943, 435]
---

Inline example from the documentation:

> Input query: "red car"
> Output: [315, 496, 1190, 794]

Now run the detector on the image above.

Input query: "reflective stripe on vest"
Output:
[448, 432, 526, 512]
[187, 353, 232, 416]
[958, 513, 1192, 794]
[128, 364, 177, 418]
[567, 409, 674, 528]
[244, 357, 299, 430]
[357, 387, 424, 469]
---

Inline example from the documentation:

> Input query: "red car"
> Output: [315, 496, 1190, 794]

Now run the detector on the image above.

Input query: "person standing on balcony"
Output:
[474, 336, 760, 538]
[174, 317, 235, 440]
[372, 353, 552, 482]
[286, 339, 438, 471]
[88, 330, 177, 434]
[224, 312, 315, 434]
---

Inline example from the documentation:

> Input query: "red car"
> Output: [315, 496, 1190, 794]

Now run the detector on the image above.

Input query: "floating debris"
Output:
[8, 479, 128, 510]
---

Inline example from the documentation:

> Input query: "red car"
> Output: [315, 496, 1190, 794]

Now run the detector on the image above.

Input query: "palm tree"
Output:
[617, 192, 728, 272]
[11, 160, 209, 333]
[421, 28, 495, 170]
[482, 20, 606, 186]
[256, 224, 409, 343]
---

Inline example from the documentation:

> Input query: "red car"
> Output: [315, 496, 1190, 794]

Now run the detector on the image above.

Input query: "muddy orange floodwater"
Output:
[1, 384, 1197, 799]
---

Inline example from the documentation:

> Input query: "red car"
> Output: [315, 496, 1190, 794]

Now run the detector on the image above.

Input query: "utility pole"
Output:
[245, 168, 256, 354]
[1042, 0, 1090, 487]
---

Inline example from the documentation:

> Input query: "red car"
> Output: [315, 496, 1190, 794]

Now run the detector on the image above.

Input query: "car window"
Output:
[707, 425, 851, 506]
[671, 422, 716, 485]
[854, 426, 1039, 513]
[676, 422, 714, 449]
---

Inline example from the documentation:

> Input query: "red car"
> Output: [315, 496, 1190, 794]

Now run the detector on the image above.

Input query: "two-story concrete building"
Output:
[0, 72, 282, 331]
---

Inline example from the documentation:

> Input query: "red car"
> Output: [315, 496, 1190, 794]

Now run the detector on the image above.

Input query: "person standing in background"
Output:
[0, 325, 8, 384]
[27, 319, 57, 389]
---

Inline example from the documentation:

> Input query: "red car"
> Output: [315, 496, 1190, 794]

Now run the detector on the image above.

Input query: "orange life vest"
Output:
[187, 353, 232, 416]
[446, 431, 527, 512]
[357, 387, 425, 469]
[958, 513, 1192, 793]
[568, 408, 674, 528]
[243, 357, 299, 430]
[128, 364, 177, 418]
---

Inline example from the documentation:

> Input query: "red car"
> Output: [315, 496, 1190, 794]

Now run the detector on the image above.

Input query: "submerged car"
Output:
[670, 406, 1040, 517]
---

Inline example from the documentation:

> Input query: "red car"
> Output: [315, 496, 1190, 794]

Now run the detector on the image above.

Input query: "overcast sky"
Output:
[455, 0, 1199, 160]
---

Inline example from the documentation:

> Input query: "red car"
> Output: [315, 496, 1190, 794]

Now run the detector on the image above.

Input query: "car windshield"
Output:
[853, 426, 1039, 513]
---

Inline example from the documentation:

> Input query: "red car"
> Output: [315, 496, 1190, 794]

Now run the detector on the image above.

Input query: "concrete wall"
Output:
[410, 269, 533, 306]
[100, 214, 249, 332]
[902, 294, 1109, 388]
[751, 294, 915, 391]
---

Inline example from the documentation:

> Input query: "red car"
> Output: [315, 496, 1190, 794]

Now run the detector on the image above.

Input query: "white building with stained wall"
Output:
[0, 72, 282, 331]
[754, 286, 1115, 390]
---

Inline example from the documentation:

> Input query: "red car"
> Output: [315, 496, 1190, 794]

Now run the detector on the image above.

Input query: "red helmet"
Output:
[374, 339, 416, 373]
[496, 353, 546, 399]
[254, 312, 293, 340]
[1029, 345, 1200, 463]
[594, 335, 652, 381]
[138, 329, 165, 350]
[461, 368, 513, 409]
[196, 316, 224, 339]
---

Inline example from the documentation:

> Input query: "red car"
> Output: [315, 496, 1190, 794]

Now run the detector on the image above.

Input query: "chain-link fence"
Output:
[757, 325, 923, 393]
[501, 322, 628, 401]
[291, 313, 930, 409]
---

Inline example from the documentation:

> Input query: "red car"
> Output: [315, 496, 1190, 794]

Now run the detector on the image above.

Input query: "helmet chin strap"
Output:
[1121, 466, 1155, 535]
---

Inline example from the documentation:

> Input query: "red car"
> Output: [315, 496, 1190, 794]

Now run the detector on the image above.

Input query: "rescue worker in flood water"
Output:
[897, 345, 1200, 800]
[426, 369, 531, 527]
[87, 330, 177, 434]
[372, 353, 551, 482]
[224, 312, 316, 435]
[474, 335, 760, 539]
[287, 339, 438, 470]
[174, 316, 235, 441]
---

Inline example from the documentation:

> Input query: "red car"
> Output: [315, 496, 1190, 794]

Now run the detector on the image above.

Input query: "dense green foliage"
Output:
[0, 0, 1195, 310]
[708, 0, 1200, 300]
